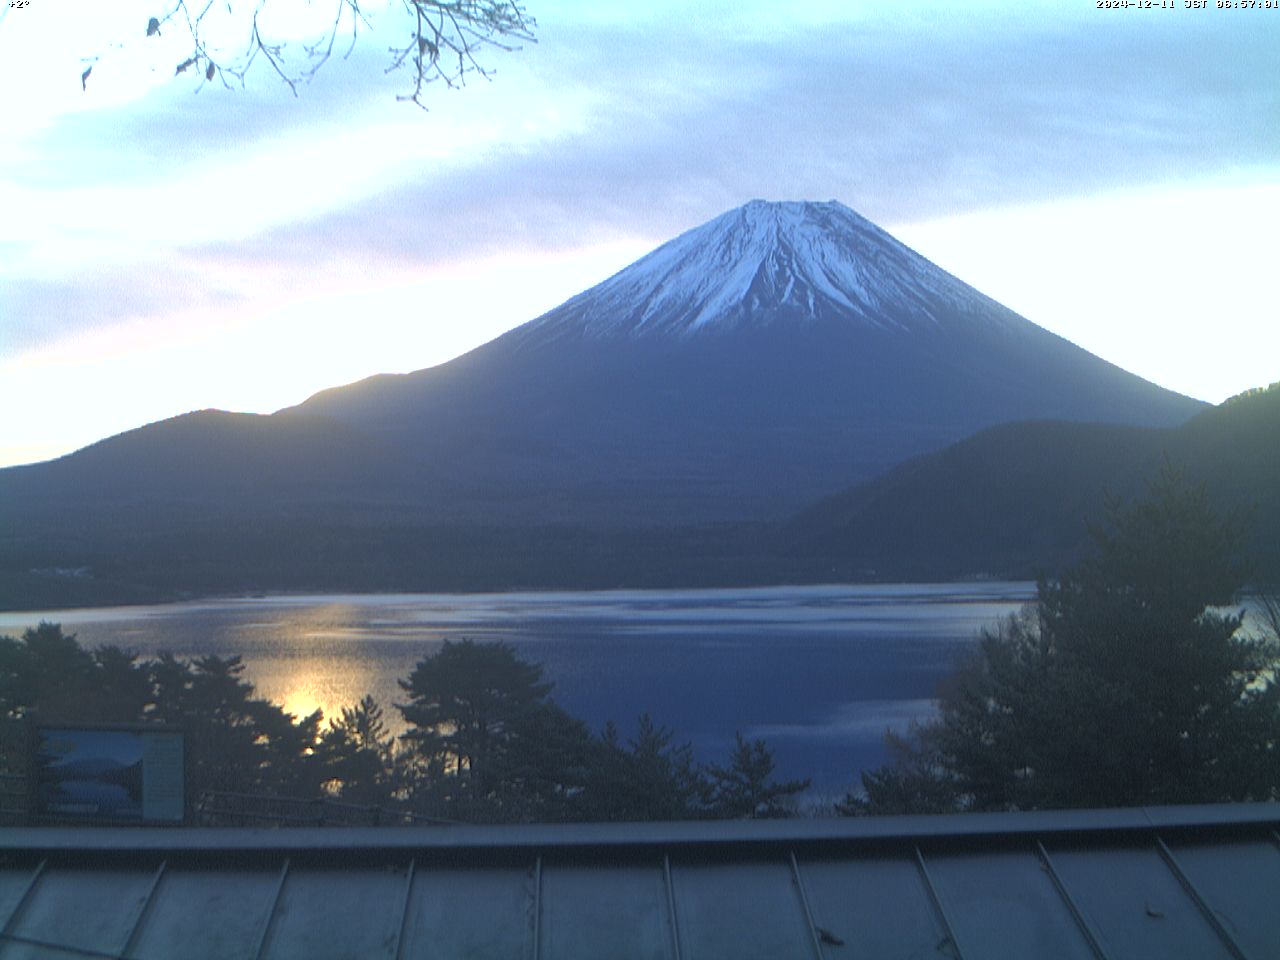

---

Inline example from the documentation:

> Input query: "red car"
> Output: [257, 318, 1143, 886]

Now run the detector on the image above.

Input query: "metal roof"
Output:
[1, 803, 1278, 959]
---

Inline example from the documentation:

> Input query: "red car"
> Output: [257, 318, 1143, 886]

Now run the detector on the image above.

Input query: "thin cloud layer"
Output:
[1, 3, 1277, 464]
[173, 13, 1280, 271]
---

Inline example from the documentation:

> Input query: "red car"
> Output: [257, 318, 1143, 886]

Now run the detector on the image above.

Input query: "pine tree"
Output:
[395, 640, 588, 819]
[855, 467, 1280, 812]
[706, 733, 809, 818]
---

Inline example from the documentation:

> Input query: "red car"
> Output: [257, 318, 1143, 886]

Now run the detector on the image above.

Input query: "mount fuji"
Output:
[1, 199, 1208, 603]
[518, 199, 1037, 340]
[286, 199, 1201, 521]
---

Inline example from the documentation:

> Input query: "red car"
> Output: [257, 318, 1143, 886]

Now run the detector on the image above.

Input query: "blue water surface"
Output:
[2, 583, 1033, 796]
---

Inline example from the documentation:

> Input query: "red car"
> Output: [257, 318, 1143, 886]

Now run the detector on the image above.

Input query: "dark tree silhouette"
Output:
[1, 626, 814, 825]
[838, 723, 958, 816]
[0, 626, 327, 818]
[149, 653, 325, 805]
[0, 623, 102, 722]
[852, 467, 1280, 814]
[580, 714, 709, 822]
[489, 700, 592, 822]
[396, 639, 591, 819]
[706, 733, 809, 819]
[317, 694, 396, 805]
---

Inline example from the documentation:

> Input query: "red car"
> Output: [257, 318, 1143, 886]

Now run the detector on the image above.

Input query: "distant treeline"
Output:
[0, 520, 806, 612]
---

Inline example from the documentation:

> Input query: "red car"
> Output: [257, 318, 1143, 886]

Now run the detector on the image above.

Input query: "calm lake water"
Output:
[1, 583, 1034, 794]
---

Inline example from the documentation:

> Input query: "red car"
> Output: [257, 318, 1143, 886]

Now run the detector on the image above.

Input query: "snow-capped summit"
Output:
[273, 198, 1207, 524]
[522, 199, 1013, 341]
[275, 197, 1203, 522]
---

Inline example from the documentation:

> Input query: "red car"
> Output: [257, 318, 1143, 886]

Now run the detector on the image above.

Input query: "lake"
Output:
[0, 582, 1035, 795]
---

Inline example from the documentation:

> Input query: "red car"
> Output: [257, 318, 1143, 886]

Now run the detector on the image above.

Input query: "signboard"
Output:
[34, 725, 184, 823]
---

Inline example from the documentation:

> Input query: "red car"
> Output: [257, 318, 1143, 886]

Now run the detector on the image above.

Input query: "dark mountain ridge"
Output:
[0, 200, 1218, 607]
[793, 383, 1280, 581]
[284, 200, 1201, 522]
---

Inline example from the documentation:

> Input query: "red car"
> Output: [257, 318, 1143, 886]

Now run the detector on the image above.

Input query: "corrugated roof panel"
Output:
[0, 937, 86, 959]
[1166, 839, 1280, 960]
[0, 866, 40, 934]
[399, 864, 536, 960]
[128, 866, 285, 960]
[0, 865, 160, 960]
[259, 864, 410, 960]
[1046, 842, 1237, 960]
[539, 859, 674, 960]
[797, 854, 948, 959]
[669, 858, 814, 960]
[923, 848, 1098, 960]
[1, 804, 1278, 959]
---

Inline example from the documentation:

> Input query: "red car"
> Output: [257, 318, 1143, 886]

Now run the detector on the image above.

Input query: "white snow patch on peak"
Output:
[521, 200, 1020, 341]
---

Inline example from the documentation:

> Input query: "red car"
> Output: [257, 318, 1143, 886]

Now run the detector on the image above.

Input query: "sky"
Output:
[1, 0, 1277, 469]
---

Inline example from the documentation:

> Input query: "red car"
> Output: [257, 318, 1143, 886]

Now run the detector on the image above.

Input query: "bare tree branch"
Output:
[109, 0, 534, 104]
[1253, 590, 1280, 644]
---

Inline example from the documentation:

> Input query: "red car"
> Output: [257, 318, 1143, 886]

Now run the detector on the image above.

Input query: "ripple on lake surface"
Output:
[2, 583, 1034, 791]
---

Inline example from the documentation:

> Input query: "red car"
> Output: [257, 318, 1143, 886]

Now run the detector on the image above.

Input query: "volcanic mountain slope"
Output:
[3, 200, 1203, 534]
[287, 199, 1203, 522]
[0, 199, 1222, 606]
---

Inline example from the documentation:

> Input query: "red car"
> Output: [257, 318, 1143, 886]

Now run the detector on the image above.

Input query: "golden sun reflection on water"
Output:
[237, 602, 433, 730]
[267, 654, 391, 727]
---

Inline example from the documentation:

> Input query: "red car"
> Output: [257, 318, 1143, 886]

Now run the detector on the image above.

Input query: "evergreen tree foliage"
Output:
[0, 625, 327, 813]
[317, 695, 397, 805]
[838, 724, 957, 816]
[1, 627, 804, 824]
[397, 639, 549, 795]
[706, 733, 809, 818]
[148, 653, 326, 803]
[853, 467, 1280, 813]
[581, 714, 709, 822]
[396, 639, 588, 820]
[491, 701, 592, 822]
[0, 623, 103, 721]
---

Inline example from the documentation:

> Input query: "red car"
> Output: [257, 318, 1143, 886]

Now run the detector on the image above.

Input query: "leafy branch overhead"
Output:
[86, 0, 535, 106]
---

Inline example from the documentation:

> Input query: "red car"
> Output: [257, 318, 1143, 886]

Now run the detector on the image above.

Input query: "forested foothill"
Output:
[795, 380, 1280, 582]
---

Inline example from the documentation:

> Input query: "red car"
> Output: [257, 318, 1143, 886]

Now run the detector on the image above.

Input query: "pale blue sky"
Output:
[1, 1, 1277, 467]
